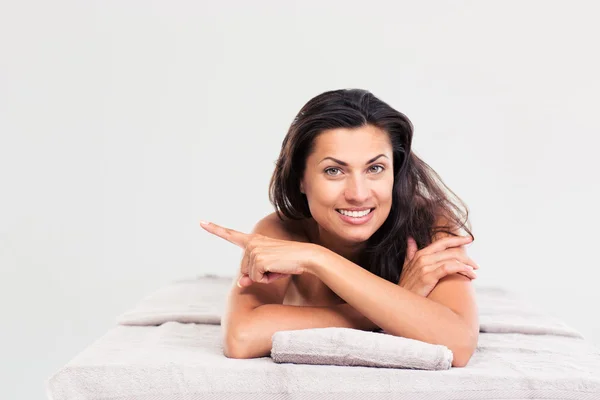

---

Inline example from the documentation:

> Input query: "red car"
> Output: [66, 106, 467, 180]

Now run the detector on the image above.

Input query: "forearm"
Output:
[226, 303, 369, 359]
[334, 303, 380, 331]
[308, 249, 474, 363]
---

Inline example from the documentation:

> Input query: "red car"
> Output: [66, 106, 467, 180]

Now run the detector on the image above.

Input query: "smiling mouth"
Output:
[335, 208, 374, 217]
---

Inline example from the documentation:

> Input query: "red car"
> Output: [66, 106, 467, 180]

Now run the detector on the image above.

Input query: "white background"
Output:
[1, 1, 599, 399]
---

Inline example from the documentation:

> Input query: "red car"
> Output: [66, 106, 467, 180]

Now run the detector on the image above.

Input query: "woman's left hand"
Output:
[199, 221, 321, 287]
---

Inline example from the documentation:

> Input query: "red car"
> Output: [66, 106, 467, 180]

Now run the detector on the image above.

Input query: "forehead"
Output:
[311, 125, 392, 156]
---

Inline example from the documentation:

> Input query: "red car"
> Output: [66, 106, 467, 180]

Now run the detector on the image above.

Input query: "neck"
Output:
[305, 218, 365, 264]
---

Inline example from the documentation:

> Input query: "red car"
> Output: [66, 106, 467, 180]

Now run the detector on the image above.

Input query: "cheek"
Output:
[376, 180, 394, 199]
[308, 183, 339, 204]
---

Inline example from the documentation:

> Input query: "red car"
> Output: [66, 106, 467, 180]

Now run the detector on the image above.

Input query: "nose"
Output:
[345, 174, 370, 203]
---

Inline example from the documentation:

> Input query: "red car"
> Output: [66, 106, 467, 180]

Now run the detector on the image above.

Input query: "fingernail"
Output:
[200, 220, 210, 226]
[236, 277, 242, 288]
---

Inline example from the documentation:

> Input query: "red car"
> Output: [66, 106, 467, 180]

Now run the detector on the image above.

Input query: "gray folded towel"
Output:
[116, 275, 230, 326]
[271, 327, 453, 370]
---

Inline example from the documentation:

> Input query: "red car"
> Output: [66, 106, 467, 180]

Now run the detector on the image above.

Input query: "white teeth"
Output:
[337, 209, 372, 218]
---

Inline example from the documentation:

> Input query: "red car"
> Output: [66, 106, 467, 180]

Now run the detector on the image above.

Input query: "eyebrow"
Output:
[319, 154, 389, 166]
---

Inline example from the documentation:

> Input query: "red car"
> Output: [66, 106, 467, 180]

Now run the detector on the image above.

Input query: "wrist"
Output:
[304, 244, 331, 277]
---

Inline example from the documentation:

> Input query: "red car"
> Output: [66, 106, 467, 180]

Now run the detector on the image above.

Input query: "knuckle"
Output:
[420, 265, 432, 275]
[450, 247, 462, 256]
[249, 245, 260, 256]
[417, 254, 428, 266]
[248, 252, 257, 261]
[250, 268, 260, 281]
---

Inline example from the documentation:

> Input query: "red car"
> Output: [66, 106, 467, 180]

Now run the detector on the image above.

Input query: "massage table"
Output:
[45, 274, 600, 399]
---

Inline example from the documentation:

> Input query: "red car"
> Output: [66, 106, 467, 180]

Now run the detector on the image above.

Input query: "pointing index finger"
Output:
[199, 221, 249, 248]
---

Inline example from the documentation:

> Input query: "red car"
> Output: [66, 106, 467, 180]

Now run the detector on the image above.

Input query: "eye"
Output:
[369, 165, 385, 174]
[324, 167, 342, 176]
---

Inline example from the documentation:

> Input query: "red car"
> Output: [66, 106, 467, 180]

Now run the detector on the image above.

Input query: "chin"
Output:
[338, 227, 373, 242]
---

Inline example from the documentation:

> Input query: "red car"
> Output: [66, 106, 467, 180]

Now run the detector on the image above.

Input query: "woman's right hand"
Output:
[398, 235, 479, 298]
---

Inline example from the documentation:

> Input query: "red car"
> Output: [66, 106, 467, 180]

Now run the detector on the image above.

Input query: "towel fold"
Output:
[271, 327, 453, 370]
[116, 275, 230, 326]
[479, 314, 583, 338]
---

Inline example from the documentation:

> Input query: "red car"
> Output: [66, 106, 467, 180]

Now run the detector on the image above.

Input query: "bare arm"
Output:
[222, 213, 375, 358]
[224, 213, 476, 366]
[307, 248, 477, 368]
[230, 303, 375, 359]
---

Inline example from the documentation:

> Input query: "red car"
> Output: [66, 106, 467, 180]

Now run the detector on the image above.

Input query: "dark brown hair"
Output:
[268, 88, 474, 284]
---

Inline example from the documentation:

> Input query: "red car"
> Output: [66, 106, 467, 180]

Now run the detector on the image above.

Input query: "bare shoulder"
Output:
[223, 212, 303, 316]
[254, 211, 311, 243]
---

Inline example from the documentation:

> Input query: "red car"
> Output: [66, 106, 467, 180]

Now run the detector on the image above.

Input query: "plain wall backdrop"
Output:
[1, 1, 599, 399]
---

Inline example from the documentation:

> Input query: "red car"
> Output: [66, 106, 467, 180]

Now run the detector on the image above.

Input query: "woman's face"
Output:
[300, 124, 394, 246]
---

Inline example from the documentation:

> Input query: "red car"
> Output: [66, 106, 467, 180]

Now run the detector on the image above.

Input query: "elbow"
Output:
[222, 308, 273, 359]
[451, 349, 474, 368]
[223, 336, 251, 359]
[451, 330, 479, 368]
[223, 327, 268, 359]
[224, 345, 252, 359]
[223, 329, 253, 359]
[223, 337, 245, 359]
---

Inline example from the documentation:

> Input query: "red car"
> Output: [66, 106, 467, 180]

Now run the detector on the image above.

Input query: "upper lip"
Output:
[336, 207, 375, 211]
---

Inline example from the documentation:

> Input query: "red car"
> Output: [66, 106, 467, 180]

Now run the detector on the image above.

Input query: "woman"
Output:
[200, 88, 479, 367]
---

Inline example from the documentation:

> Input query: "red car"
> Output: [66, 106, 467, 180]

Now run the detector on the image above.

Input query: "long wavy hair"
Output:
[268, 88, 474, 284]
